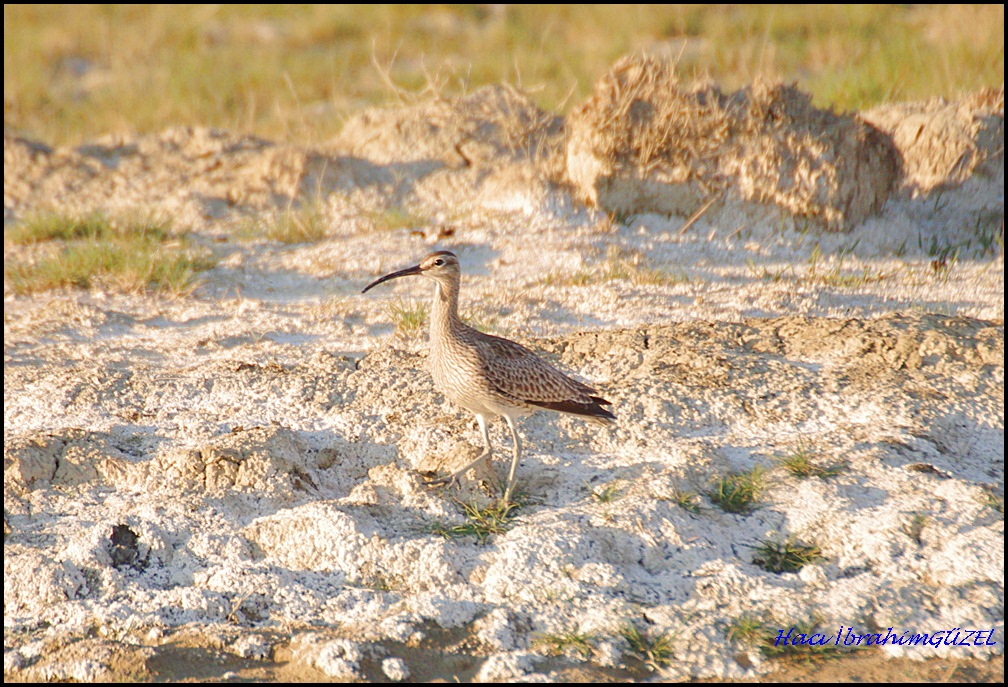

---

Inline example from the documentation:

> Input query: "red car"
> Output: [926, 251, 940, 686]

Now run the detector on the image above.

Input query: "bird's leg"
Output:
[475, 414, 494, 472]
[425, 414, 493, 490]
[502, 415, 523, 503]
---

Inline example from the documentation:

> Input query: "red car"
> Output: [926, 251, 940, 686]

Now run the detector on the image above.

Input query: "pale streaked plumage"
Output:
[363, 250, 614, 501]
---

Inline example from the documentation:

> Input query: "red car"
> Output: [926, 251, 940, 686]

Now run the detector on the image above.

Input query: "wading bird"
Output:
[363, 251, 614, 501]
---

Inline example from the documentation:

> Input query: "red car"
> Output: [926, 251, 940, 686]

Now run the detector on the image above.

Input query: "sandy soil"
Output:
[3, 83, 1004, 682]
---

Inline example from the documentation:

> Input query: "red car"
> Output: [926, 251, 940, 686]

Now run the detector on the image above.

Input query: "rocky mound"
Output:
[565, 54, 901, 230]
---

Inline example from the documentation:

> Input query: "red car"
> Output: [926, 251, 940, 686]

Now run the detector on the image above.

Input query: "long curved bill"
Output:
[361, 264, 422, 293]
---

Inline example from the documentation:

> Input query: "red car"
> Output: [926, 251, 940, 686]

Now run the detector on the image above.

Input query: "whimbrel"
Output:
[363, 251, 614, 501]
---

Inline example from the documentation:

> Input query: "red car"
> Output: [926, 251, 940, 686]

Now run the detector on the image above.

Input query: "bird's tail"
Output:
[529, 396, 616, 425]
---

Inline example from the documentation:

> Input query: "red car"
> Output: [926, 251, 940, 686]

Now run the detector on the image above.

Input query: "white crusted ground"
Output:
[3, 117, 1004, 681]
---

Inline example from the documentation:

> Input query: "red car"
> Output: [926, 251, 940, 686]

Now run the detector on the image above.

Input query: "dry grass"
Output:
[4, 6, 1002, 146]
[655, 482, 702, 512]
[365, 206, 427, 233]
[566, 53, 902, 229]
[539, 247, 691, 289]
[239, 201, 330, 244]
[539, 267, 595, 288]
[748, 244, 892, 288]
[460, 306, 502, 335]
[307, 295, 355, 322]
[386, 299, 428, 338]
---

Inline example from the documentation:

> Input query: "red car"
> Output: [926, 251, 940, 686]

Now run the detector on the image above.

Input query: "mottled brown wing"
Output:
[475, 333, 615, 420]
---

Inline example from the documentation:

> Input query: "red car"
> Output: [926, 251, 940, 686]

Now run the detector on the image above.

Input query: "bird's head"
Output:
[362, 251, 460, 293]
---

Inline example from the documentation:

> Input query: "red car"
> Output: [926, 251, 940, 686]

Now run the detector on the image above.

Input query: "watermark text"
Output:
[774, 626, 999, 649]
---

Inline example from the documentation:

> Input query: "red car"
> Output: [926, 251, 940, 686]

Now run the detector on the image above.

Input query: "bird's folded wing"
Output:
[476, 334, 598, 405]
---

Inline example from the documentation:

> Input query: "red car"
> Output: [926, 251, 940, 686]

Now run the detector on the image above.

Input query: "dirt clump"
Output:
[565, 54, 901, 230]
[862, 86, 1004, 193]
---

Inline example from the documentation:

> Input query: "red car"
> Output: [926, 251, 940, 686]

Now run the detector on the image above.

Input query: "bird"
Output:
[362, 250, 615, 502]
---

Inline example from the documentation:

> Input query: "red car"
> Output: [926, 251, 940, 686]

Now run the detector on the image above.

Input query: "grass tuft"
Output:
[387, 298, 428, 338]
[749, 244, 890, 288]
[429, 498, 519, 545]
[534, 631, 596, 660]
[460, 306, 501, 334]
[657, 482, 702, 512]
[776, 441, 847, 479]
[620, 624, 675, 670]
[707, 466, 767, 513]
[726, 614, 767, 646]
[752, 535, 825, 573]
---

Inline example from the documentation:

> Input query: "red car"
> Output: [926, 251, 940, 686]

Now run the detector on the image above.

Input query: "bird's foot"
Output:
[422, 472, 459, 490]
[421, 450, 494, 493]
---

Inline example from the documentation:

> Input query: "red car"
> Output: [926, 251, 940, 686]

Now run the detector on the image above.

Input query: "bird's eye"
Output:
[434, 259, 444, 266]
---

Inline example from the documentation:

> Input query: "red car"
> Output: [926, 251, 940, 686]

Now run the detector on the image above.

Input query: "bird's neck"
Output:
[431, 279, 461, 339]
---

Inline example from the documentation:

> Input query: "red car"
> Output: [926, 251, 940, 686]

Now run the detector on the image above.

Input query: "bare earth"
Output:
[3, 85, 1004, 682]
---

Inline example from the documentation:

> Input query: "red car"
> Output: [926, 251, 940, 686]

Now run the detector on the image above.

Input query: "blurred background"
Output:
[4, 4, 1004, 146]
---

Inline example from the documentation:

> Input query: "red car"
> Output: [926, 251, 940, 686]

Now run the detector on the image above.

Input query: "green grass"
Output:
[5, 208, 166, 244]
[776, 442, 847, 479]
[4, 209, 215, 295]
[707, 466, 768, 514]
[752, 535, 825, 573]
[620, 624, 675, 670]
[726, 614, 767, 646]
[6, 6, 1001, 146]
[534, 630, 596, 660]
[429, 498, 519, 545]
